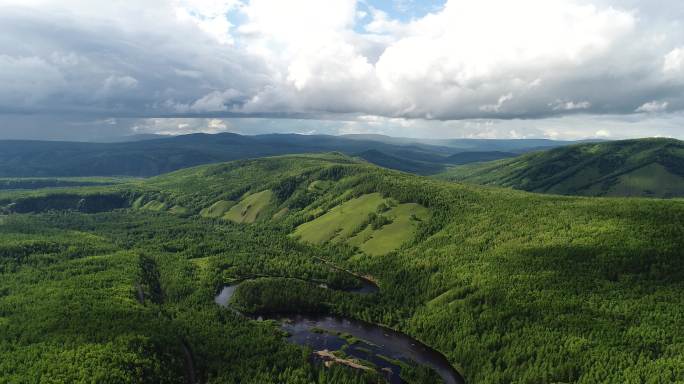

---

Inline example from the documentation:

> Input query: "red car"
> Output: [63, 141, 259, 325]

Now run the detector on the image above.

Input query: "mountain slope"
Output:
[356, 149, 445, 174]
[445, 151, 517, 164]
[437, 138, 684, 197]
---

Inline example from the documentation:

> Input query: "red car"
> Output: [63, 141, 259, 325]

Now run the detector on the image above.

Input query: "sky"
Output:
[0, 0, 683, 141]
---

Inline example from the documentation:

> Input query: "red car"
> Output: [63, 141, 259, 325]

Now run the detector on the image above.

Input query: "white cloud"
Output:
[480, 93, 514, 113]
[239, 0, 356, 42]
[364, 8, 405, 35]
[232, 0, 648, 120]
[595, 129, 611, 137]
[372, 0, 636, 118]
[635, 100, 669, 113]
[174, 0, 242, 44]
[237, 0, 377, 100]
[551, 100, 592, 111]
[663, 47, 684, 75]
[190, 89, 242, 112]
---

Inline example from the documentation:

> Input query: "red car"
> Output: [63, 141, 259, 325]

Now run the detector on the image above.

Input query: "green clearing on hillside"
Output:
[272, 207, 289, 219]
[292, 193, 429, 255]
[293, 193, 386, 244]
[307, 180, 332, 192]
[142, 200, 167, 211]
[168, 205, 190, 216]
[224, 190, 274, 223]
[199, 200, 236, 218]
[357, 203, 429, 256]
[131, 195, 145, 209]
[597, 163, 684, 197]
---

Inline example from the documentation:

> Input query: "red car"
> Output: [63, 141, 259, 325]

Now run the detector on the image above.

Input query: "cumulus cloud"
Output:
[170, 89, 243, 113]
[663, 47, 684, 75]
[595, 129, 611, 138]
[636, 100, 669, 113]
[192, 90, 242, 112]
[174, 0, 242, 44]
[480, 94, 514, 113]
[551, 100, 592, 111]
[372, 0, 637, 118]
[1, 0, 684, 139]
[229, 0, 683, 121]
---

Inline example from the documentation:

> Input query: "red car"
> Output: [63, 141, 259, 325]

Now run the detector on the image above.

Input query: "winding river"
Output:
[214, 281, 464, 384]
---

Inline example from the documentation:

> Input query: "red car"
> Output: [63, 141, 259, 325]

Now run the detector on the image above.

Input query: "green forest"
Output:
[437, 138, 684, 198]
[1, 153, 683, 383]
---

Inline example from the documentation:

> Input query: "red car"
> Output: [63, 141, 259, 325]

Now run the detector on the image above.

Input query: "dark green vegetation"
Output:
[356, 149, 446, 175]
[438, 138, 684, 198]
[0, 133, 579, 177]
[1, 153, 683, 383]
[0, 177, 127, 190]
[0, 211, 375, 384]
[445, 151, 517, 165]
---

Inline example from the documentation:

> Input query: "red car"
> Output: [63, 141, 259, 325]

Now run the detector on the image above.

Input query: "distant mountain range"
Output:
[341, 134, 599, 150]
[437, 138, 684, 198]
[0, 133, 584, 177]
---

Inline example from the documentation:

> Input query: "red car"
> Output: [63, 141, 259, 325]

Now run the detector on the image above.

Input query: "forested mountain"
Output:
[1, 153, 683, 383]
[0, 133, 579, 177]
[356, 149, 445, 174]
[437, 138, 684, 198]
[341, 134, 593, 151]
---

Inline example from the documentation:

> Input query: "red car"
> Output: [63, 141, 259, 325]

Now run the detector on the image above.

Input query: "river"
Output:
[214, 282, 464, 384]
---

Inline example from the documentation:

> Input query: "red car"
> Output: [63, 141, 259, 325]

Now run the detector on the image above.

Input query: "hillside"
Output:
[437, 138, 684, 197]
[2, 153, 683, 383]
[445, 151, 517, 165]
[0, 133, 582, 178]
[356, 149, 445, 174]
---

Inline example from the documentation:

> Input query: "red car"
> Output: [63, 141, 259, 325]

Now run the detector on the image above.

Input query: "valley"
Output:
[1, 153, 683, 383]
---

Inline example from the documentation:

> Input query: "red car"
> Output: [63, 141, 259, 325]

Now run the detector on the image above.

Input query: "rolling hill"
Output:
[437, 138, 684, 198]
[2, 153, 683, 383]
[0, 133, 582, 177]
[445, 151, 517, 165]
